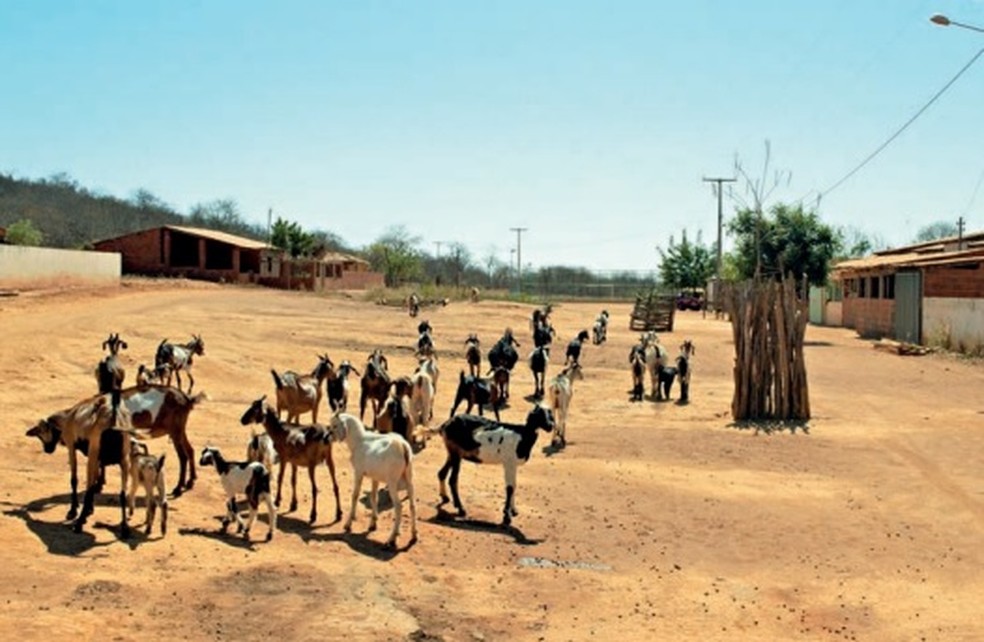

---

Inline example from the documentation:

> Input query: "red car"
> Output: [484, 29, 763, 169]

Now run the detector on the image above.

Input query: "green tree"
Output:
[837, 226, 885, 259]
[657, 230, 714, 290]
[270, 217, 315, 258]
[365, 225, 423, 286]
[5, 218, 44, 246]
[913, 220, 958, 243]
[727, 202, 841, 286]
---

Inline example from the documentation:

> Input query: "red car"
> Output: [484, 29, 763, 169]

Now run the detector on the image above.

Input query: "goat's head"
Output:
[327, 412, 352, 443]
[680, 340, 695, 358]
[338, 360, 359, 378]
[390, 377, 413, 399]
[563, 362, 585, 381]
[240, 395, 268, 426]
[199, 446, 220, 467]
[465, 334, 479, 346]
[191, 334, 205, 355]
[576, 329, 590, 343]
[313, 353, 335, 380]
[417, 319, 432, 335]
[26, 418, 61, 454]
[525, 404, 555, 432]
[102, 332, 128, 355]
[366, 349, 388, 374]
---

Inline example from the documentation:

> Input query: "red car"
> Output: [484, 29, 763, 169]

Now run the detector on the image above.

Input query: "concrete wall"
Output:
[825, 301, 843, 326]
[924, 297, 984, 351]
[0, 245, 120, 286]
[843, 297, 894, 338]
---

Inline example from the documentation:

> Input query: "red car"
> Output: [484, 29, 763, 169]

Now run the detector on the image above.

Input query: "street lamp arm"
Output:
[931, 13, 984, 33]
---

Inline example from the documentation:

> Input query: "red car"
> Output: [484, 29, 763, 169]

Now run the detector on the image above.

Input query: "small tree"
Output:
[270, 217, 315, 258]
[913, 220, 959, 243]
[5, 219, 44, 246]
[657, 230, 714, 290]
[364, 225, 423, 287]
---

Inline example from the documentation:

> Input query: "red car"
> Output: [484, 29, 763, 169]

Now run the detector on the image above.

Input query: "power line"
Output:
[819, 44, 984, 200]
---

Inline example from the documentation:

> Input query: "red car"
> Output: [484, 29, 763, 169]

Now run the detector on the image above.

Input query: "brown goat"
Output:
[359, 350, 391, 426]
[271, 353, 334, 423]
[240, 396, 342, 525]
[95, 332, 128, 393]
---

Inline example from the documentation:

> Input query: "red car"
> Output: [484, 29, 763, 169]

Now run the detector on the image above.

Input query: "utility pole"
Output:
[267, 208, 273, 243]
[703, 177, 736, 280]
[509, 227, 528, 295]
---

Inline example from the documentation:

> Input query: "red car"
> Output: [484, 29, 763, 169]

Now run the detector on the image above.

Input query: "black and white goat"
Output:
[487, 328, 520, 372]
[629, 345, 646, 402]
[437, 404, 555, 526]
[529, 345, 550, 399]
[416, 320, 435, 357]
[155, 334, 205, 393]
[199, 446, 276, 542]
[565, 330, 590, 366]
[95, 332, 128, 393]
[676, 339, 695, 403]
[327, 360, 360, 412]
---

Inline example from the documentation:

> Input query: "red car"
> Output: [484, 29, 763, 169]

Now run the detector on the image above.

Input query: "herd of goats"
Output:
[23, 303, 695, 549]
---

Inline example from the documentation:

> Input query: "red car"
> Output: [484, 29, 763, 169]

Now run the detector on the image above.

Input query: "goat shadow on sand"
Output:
[727, 419, 810, 435]
[178, 519, 276, 551]
[1, 493, 148, 556]
[428, 507, 544, 546]
[541, 441, 567, 457]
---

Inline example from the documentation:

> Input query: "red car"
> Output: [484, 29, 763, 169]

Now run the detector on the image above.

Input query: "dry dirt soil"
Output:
[0, 280, 982, 641]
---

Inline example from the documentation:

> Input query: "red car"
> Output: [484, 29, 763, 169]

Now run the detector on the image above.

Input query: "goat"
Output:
[415, 354, 440, 394]
[246, 432, 278, 471]
[95, 332, 127, 393]
[409, 369, 435, 429]
[592, 310, 610, 345]
[469, 286, 480, 303]
[416, 328, 435, 358]
[565, 329, 591, 366]
[547, 362, 584, 448]
[464, 334, 482, 377]
[26, 390, 137, 536]
[199, 446, 276, 542]
[677, 340, 695, 403]
[437, 403, 555, 526]
[328, 413, 418, 549]
[529, 345, 550, 398]
[488, 365, 510, 404]
[359, 349, 391, 426]
[327, 360, 360, 412]
[27, 384, 205, 522]
[417, 319, 433, 336]
[450, 371, 501, 421]
[642, 333, 669, 399]
[240, 396, 342, 524]
[656, 363, 677, 401]
[127, 441, 168, 536]
[629, 345, 646, 402]
[407, 292, 421, 317]
[136, 362, 171, 387]
[487, 328, 520, 372]
[376, 377, 420, 449]
[532, 321, 555, 349]
[155, 334, 205, 393]
[530, 303, 553, 331]
[270, 353, 334, 423]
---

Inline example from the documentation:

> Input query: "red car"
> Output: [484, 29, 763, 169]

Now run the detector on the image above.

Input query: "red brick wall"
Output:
[843, 297, 894, 338]
[93, 228, 163, 272]
[923, 264, 984, 298]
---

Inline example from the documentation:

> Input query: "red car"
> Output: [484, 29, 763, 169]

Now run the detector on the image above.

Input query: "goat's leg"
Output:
[404, 466, 418, 545]
[344, 472, 364, 532]
[118, 461, 131, 540]
[307, 465, 318, 525]
[449, 458, 465, 517]
[181, 432, 196, 490]
[437, 457, 453, 505]
[502, 461, 519, 526]
[186, 370, 195, 395]
[384, 477, 400, 549]
[73, 442, 103, 533]
[368, 479, 380, 533]
[67, 449, 79, 521]
[275, 461, 287, 508]
[264, 492, 276, 541]
[221, 497, 235, 533]
[170, 435, 187, 496]
[128, 472, 138, 518]
[242, 501, 258, 540]
[325, 452, 343, 521]
[289, 464, 299, 513]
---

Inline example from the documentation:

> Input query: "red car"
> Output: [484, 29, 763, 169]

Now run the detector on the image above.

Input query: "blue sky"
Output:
[3, 1, 984, 271]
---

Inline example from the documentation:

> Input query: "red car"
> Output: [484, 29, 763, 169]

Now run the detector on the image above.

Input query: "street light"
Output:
[930, 13, 984, 33]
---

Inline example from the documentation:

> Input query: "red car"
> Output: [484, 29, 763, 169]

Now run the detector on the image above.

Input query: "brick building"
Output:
[92, 225, 383, 291]
[832, 232, 984, 349]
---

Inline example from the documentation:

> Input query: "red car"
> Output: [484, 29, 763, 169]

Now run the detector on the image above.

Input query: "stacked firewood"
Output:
[724, 277, 810, 421]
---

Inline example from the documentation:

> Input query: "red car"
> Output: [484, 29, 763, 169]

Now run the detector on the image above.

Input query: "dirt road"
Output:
[1, 281, 981, 641]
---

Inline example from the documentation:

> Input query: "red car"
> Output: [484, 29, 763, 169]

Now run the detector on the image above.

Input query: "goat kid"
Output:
[155, 334, 205, 393]
[199, 446, 276, 542]
[565, 330, 590, 366]
[128, 441, 168, 536]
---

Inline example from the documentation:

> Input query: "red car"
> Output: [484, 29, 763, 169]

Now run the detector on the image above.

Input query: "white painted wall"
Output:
[923, 297, 984, 351]
[0, 245, 120, 285]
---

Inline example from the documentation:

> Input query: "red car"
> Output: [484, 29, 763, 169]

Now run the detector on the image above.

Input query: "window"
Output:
[870, 276, 880, 299]
[858, 277, 867, 298]
[884, 274, 895, 300]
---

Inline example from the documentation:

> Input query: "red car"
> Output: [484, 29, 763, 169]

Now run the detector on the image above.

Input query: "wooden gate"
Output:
[894, 271, 922, 344]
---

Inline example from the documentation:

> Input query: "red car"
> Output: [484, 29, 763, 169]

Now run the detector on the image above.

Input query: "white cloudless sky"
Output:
[3, 0, 984, 271]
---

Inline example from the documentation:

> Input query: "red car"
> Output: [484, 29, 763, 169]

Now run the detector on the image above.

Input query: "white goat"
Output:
[409, 369, 435, 429]
[415, 354, 440, 394]
[328, 413, 418, 549]
[246, 432, 278, 471]
[547, 362, 584, 448]
[199, 446, 277, 542]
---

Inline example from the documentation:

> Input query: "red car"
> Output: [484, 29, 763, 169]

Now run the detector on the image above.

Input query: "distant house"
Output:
[830, 232, 984, 350]
[92, 225, 383, 291]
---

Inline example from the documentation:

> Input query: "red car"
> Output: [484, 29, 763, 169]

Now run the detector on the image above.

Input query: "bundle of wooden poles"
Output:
[724, 277, 810, 421]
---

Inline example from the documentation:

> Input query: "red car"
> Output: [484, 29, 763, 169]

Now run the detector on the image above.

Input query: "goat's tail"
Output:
[271, 369, 284, 390]
[156, 454, 166, 471]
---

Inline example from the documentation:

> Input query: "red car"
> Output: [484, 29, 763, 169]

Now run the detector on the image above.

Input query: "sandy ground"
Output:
[0, 280, 982, 641]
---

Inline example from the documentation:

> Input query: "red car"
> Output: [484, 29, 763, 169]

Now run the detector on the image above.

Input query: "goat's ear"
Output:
[120, 340, 128, 350]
